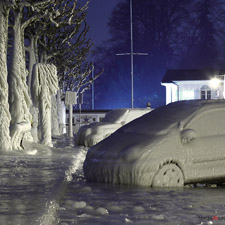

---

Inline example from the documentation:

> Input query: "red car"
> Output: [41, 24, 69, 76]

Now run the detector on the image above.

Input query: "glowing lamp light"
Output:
[210, 78, 220, 89]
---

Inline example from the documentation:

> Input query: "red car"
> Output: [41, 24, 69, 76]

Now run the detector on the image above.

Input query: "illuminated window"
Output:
[200, 85, 211, 100]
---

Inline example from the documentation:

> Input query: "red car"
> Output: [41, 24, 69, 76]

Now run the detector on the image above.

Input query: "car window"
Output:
[186, 108, 225, 137]
[120, 101, 200, 135]
[103, 109, 129, 123]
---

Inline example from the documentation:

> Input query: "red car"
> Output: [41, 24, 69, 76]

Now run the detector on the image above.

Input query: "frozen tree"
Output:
[9, 6, 32, 148]
[24, 0, 99, 134]
[32, 63, 58, 147]
[8, 0, 52, 149]
[0, 1, 12, 151]
[51, 95, 60, 136]
[35, 0, 100, 99]
[0, 0, 95, 149]
[30, 106, 39, 143]
[25, 32, 39, 93]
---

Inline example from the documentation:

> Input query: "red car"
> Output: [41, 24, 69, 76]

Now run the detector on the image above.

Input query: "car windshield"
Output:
[102, 109, 129, 123]
[120, 101, 201, 135]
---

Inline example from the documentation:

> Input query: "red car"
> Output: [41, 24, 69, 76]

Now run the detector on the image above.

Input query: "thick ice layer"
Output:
[0, 6, 12, 151]
[0, 135, 225, 225]
[0, 136, 87, 225]
[57, 183, 225, 225]
[84, 100, 225, 187]
[32, 63, 58, 147]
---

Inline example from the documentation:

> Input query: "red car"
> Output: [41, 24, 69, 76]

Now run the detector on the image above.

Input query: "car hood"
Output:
[85, 124, 180, 165]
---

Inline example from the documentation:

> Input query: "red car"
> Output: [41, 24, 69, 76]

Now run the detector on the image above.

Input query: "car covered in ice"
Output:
[83, 100, 225, 187]
[76, 108, 151, 147]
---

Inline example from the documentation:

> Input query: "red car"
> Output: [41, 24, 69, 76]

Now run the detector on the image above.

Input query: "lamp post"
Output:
[130, 0, 134, 108]
[116, 0, 148, 108]
[92, 64, 95, 110]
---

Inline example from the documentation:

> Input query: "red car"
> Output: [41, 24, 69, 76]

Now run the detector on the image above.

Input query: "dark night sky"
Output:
[86, 0, 121, 46]
[84, 0, 165, 109]
[80, 1, 225, 109]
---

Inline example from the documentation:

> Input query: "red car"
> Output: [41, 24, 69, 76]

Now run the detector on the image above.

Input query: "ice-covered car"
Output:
[76, 108, 151, 147]
[84, 100, 225, 187]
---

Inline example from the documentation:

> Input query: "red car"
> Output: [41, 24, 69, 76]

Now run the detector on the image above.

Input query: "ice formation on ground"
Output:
[0, 134, 224, 225]
[84, 100, 225, 187]
[32, 63, 58, 147]
[0, 5, 12, 151]
[10, 121, 32, 150]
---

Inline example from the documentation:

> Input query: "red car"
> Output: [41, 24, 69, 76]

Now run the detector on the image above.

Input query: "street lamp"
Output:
[210, 77, 221, 89]
[210, 75, 225, 99]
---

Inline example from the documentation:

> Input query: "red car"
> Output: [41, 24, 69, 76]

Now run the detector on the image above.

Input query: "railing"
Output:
[65, 110, 110, 133]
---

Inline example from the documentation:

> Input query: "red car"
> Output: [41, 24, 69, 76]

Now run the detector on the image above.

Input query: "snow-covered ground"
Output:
[1, 136, 225, 225]
[0, 137, 87, 225]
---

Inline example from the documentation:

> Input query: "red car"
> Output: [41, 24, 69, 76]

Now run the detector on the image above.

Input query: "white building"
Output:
[161, 69, 225, 104]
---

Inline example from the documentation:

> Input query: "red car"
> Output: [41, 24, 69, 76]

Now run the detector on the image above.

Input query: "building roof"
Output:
[162, 69, 225, 83]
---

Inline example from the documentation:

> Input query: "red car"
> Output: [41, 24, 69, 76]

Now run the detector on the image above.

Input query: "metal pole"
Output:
[92, 64, 95, 110]
[116, 0, 147, 108]
[130, 0, 134, 109]
[224, 75, 225, 99]
[69, 104, 73, 137]
[79, 103, 81, 129]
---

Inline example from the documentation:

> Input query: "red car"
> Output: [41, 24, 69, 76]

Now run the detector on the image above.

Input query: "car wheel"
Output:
[152, 164, 184, 187]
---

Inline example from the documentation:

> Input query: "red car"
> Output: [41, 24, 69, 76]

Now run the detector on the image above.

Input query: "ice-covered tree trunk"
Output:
[51, 95, 60, 136]
[9, 9, 33, 150]
[32, 63, 58, 147]
[26, 35, 40, 142]
[30, 107, 39, 143]
[27, 36, 38, 92]
[0, 5, 12, 151]
[56, 91, 66, 135]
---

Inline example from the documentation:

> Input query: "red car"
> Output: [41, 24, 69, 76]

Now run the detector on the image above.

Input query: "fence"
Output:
[65, 109, 110, 133]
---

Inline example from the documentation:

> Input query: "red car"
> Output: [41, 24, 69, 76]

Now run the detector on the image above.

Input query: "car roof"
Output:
[103, 108, 151, 123]
[119, 100, 225, 135]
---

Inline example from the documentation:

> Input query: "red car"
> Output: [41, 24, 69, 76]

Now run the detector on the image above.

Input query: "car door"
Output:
[183, 107, 225, 182]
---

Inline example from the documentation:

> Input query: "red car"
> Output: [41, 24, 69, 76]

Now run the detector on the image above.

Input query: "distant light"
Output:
[210, 78, 220, 89]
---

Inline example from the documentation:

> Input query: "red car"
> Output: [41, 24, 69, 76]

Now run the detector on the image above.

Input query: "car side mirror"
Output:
[180, 129, 196, 144]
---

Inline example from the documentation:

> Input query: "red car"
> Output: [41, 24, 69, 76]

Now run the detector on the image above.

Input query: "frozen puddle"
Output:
[1, 142, 225, 225]
[57, 182, 225, 225]
[0, 142, 87, 225]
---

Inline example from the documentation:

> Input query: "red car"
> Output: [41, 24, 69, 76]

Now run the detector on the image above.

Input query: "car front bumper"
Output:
[83, 158, 157, 187]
